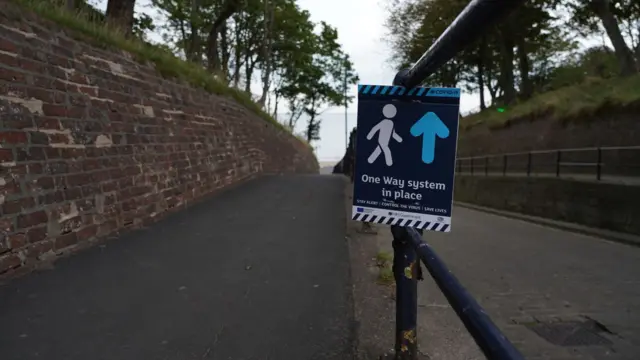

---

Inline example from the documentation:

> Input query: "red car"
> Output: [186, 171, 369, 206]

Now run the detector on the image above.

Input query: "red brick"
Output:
[48, 133, 72, 144]
[0, 38, 18, 53]
[35, 176, 55, 189]
[16, 147, 46, 162]
[59, 148, 83, 159]
[17, 210, 48, 229]
[34, 116, 62, 130]
[67, 107, 85, 119]
[0, 67, 26, 82]
[54, 232, 78, 251]
[66, 174, 90, 187]
[68, 72, 88, 85]
[0, 149, 14, 162]
[28, 163, 43, 174]
[27, 88, 65, 104]
[2, 197, 36, 215]
[43, 148, 60, 159]
[77, 86, 98, 97]
[8, 163, 28, 176]
[38, 191, 65, 205]
[52, 79, 68, 91]
[0, 253, 22, 273]
[76, 224, 97, 240]
[0, 240, 8, 254]
[0, 52, 19, 67]
[64, 188, 82, 201]
[0, 179, 20, 196]
[19, 58, 46, 73]
[7, 233, 27, 250]
[42, 104, 68, 117]
[27, 226, 47, 243]
[23, 240, 53, 260]
[0, 217, 13, 232]
[0, 131, 28, 144]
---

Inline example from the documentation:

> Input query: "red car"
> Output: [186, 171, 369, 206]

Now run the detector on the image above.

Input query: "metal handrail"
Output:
[405, 227, 524, 360]
[457, 145, 640, 160]
[394, 0, 526, 88]
[388, 0, 528, 359]
[455, 146, 640, 181]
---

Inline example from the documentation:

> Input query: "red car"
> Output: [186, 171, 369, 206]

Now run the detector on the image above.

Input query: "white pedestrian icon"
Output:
[366, 104, 403, 166]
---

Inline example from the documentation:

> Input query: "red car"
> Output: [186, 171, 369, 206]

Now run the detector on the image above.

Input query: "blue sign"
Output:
[351, 85, 460, 232]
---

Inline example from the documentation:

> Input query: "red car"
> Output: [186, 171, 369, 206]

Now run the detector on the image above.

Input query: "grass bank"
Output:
[9, 0, 305, 142]
[462, 75, 640, 131]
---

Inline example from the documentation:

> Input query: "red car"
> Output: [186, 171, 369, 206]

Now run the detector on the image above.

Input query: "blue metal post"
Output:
[404, 227, 525, 360]
[390, 69, 421, 360]
[390, 225, 420, 359]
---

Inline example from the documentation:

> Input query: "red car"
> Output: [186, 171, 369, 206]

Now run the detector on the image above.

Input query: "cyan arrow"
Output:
[410, 112, 450, 164]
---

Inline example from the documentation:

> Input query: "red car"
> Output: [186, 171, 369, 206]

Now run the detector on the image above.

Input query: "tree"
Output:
[278, 22, 357, 141]
[257, 0, 275, 107]
[383, 0, 581, 108]
[150, 0, 357, 143]
[106, 0, 136, 36]
[569, 0, 638, 75]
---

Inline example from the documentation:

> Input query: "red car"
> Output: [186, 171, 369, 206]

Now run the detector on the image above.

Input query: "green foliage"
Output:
[151, 0, 358, 144]
[375, 251, 394, 286]
[384, 0, 639, 125]
[463, 74, 640, 130]
[375, 251, 393, 267]
[280, 22, 359, 142]
[377, 266, 394, 286]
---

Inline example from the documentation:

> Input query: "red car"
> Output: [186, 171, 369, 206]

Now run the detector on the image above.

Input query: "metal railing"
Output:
[387, 0, 527, 359]
[456, 146, 640, 182]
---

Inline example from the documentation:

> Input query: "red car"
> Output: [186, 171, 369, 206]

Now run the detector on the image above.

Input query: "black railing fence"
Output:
[385, 0, 528, 359]
[456, 146, 640, 181]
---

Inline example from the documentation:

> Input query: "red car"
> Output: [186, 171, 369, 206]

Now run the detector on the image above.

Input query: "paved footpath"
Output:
[0, 175, 354, 360]
[415, 207, 640, 360]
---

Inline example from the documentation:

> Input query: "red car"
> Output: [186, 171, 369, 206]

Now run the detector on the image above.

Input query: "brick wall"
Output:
[0, 6, 318, 277]
[454, 176, 640, 235]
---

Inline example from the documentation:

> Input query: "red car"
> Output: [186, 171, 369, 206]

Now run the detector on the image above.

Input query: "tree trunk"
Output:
[106, 0, 136, 37]
[498, 29, 517, 105]
[220, 23, 231, 81]
[485, 69, 498, 105]
[206, 0, 241, 72]
[233, 19, 243, 88]
[636, 24, 640, 61]
[477, 38, 486, 110]
[186, 0, 201, 63]
[244, 56, 256, 94]
[273, 91, 279, 120]
[306, 115, 314, 142]
[478, 62, 486, 110]
[257, 0, 274, 108]
[516, 36, 533, 100]
[590, 0, 637, 75]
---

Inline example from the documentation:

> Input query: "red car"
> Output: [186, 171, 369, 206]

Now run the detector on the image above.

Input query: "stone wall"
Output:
[454, 176, 640, 235]
[0, 5, 318, 276]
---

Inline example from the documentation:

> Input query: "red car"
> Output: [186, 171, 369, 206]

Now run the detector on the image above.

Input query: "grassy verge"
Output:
[462, 74, 640, 131]
[375, 251, 394, 286]
[11, 0, 312, 146]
